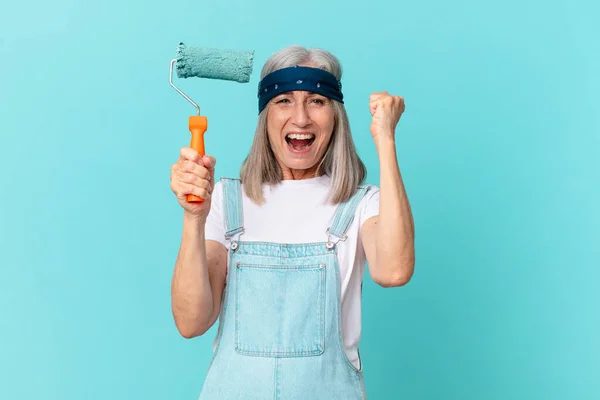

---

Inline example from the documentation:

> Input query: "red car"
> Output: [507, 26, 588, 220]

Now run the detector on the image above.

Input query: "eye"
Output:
[310, 98, 325, 105]
[276, 98, 290, 104]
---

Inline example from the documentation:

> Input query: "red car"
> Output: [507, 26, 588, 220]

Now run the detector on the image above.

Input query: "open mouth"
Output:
[285, 133, 316, 152]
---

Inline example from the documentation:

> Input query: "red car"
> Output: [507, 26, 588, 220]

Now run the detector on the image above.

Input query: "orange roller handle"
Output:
[187, 115, 208, 203]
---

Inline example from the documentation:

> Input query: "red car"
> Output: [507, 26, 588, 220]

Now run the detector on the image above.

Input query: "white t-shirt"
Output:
[204, 174, 380, 370]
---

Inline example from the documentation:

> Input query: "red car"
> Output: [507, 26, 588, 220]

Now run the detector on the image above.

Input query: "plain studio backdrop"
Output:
[0, 0, 598, 399]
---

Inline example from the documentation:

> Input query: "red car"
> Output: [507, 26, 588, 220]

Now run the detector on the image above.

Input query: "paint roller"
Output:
[169, 42, 255, 202]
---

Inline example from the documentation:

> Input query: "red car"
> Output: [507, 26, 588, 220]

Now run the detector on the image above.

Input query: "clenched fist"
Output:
[369, 91, 405, 141]
[170, 147, 216, 219]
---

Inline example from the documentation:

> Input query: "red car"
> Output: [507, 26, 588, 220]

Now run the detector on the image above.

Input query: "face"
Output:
[266, 76, 335, 179]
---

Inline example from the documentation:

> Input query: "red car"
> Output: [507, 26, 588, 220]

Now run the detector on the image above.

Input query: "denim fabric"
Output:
[223, 178, 244, 240]
[198, 178, 371, 400]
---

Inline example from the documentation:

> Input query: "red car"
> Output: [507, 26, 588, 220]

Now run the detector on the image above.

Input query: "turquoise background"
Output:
[1, 0, 598, 398]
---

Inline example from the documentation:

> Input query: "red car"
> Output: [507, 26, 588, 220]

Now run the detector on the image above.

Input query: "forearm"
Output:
[171, 213, 214, 337]
[374, 136, 415, 283]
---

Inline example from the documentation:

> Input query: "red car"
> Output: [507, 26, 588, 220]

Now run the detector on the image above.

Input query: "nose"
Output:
[291, 101, 310, 127]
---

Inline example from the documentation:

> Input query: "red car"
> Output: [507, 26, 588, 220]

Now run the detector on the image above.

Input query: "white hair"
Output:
[240, 45, 366, 205]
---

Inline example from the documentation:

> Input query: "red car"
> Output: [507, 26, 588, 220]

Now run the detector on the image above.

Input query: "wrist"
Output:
[183, 211, 207, 227]
[373, 133, 396, 152]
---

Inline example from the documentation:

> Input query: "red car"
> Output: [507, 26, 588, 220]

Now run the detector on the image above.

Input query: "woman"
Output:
[169, 45, 415, 399]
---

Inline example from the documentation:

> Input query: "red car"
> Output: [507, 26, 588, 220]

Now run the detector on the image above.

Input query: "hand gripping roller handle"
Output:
[169, 59, 207, 203]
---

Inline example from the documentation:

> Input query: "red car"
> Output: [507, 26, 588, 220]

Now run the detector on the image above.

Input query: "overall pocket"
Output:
[235, 263, 326, 357]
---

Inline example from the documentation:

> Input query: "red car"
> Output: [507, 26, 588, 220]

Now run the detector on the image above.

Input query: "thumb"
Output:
[202, 155, 216, 167]
[202, 155, 217, 177]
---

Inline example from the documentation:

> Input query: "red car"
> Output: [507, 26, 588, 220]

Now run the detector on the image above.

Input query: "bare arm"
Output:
[362, 92, 415, 288]
[362, 137, 415, 287]
[171, 213, 228, 338]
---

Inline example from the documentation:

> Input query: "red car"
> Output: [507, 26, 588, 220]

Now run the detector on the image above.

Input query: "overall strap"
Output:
[326, 185, 371, 249]
[220, 178, 244, 245]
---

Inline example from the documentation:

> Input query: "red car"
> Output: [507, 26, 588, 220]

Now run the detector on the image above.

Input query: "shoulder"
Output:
[360, 183, 379, 192]
[359, 183, 380, 203]
[357, 183, 380, 221]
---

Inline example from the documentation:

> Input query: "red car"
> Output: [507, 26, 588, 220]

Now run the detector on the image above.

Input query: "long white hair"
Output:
[240, 45, 366, 205]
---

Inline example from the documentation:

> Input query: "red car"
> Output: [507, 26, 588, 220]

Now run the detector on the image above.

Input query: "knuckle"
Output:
[181, 160, 193, 172]
[196, 177, 208, 188]
[181, 148, 200, 162]
[200, 167, 210, 179]
[178, 172, 189, 183]
[199, 188, 210, 200]
[189, 150, 201, 162]
[185, 172, 197, 183]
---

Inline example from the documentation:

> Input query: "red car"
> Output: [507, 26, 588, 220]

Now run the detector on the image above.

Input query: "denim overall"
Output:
[198, 178, 371, 400]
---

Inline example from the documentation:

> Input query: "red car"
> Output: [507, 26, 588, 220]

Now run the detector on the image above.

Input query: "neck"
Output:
[280, 164, 321, 180]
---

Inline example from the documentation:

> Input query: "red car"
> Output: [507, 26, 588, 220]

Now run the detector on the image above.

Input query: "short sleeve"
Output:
[205, 181, 227, 248]
[359, 184, 380, 227]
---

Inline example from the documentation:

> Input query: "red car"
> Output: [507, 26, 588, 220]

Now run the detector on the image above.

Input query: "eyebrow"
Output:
[273, 91, 327, 100]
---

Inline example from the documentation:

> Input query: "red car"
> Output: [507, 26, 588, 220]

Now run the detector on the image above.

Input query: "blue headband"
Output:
[257, 65, 343, 113]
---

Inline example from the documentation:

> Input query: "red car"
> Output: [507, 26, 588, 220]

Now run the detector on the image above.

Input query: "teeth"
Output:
[286, 133, 315, 140]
